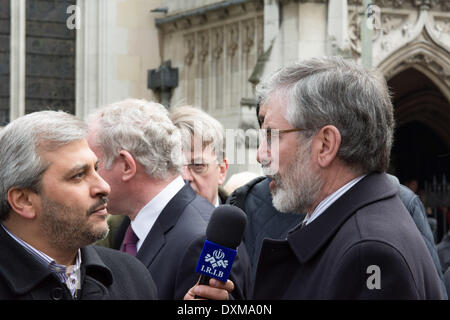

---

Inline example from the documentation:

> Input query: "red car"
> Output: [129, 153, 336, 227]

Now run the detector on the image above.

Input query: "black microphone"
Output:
[195, 205, 247, 288]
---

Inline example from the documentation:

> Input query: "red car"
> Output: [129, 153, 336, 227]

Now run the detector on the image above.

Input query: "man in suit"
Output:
[170, 106, 229, 206]
[195, 57, 443, 299]
[0, 111, 157, 300]
[87, 99, 250, 300]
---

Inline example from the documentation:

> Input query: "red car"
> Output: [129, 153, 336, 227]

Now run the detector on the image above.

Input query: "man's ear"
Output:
[315, 125, 341, 168]
[7, 188, 38, 220]
[218, 158, 229, 186]
[119, 150, 137, 182]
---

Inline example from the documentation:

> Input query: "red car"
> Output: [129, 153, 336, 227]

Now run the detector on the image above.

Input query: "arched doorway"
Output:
[388, 68, 450, 241]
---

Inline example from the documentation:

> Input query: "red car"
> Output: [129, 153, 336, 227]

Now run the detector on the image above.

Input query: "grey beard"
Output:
[267, 147, 323, 214]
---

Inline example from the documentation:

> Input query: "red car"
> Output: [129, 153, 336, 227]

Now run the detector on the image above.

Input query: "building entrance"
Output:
[388, 68, 450, 241]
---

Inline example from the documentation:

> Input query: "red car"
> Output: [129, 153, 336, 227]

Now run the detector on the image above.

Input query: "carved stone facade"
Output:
[158, 0, 449, 116]
[3, 0, 449, 177]
[158, 1, 264, 132]
[344, 0, 450, 112]
[157, 0, 449, 176]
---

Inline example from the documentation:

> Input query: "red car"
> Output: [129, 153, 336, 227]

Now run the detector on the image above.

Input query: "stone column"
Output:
[9, 0, 26, 120]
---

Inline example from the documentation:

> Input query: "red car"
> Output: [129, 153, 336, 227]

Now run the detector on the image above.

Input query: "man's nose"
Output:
[92, 171, 111, 198]
[182, 166, 193, 181]
[257, 138, 270, 166]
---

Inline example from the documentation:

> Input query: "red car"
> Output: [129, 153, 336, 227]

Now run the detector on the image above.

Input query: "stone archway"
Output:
[376, 9, 450, 238]
[387, 66, 450, 239]
[378, 23, 450, 189]
[388, 67, 450, 184]
[387, 66, 450, 238]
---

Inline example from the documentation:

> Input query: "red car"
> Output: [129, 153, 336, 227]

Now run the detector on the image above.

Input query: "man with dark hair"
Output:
[0, 111, 157, 300]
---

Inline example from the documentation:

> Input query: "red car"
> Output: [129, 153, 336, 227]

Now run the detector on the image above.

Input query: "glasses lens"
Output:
[188, 163, 208, 174]
[259, 129, 279, 149]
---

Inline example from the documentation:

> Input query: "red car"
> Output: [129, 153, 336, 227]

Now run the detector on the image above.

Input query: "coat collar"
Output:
[0, 226, 53, 295]
[287, 172, 397, 264]
[80, 246, 113, 287]
[136, 183, 197, 267]
[0, 226, 113, 295]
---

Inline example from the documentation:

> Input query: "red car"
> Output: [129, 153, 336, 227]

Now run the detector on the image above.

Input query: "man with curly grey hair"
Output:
[0, 110, 157, 300]
[87, 99, 250, 300]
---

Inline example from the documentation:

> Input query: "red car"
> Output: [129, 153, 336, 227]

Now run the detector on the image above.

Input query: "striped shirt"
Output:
[1, 225, 82, 298]
[303, 174, 367, 226]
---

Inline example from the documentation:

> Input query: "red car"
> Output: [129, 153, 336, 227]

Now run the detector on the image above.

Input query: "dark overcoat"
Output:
[0, 226, 158, 300]
[253, 173, 443, 299]
[114, 184, 251, 300]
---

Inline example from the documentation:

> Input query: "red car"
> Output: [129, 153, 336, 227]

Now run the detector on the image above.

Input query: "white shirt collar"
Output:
[215, 195, 220, 207]
[303, 174, 367, 226]
[131, 176, 185, 251]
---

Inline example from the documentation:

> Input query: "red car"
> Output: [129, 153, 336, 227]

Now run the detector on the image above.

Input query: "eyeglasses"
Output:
[184, 162, 219, 175]
[259, 128, 305, 149]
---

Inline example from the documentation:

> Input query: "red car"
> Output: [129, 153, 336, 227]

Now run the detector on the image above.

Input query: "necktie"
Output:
[120, 225, 138, 256]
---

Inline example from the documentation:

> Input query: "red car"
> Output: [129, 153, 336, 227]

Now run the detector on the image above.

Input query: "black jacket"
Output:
[253, 173, 443, 299]
[228, 174, 447, 298]
[226, 176, 303, 279]
[438, 233, 450, 272]
[114, 184, 251, 300]
[0, 226, 158, 300]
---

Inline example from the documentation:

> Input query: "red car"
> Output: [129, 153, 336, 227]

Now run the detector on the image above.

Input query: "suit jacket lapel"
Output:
[287, 172, 397, 263]
[136, 184, 197, 267]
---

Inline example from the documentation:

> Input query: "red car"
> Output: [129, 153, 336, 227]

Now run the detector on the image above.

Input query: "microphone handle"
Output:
[194, 275, 211, 299]
[198, 274, 211, 286]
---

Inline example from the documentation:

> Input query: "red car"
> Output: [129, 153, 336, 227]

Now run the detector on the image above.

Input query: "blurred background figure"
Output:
[223, 171, 260, 196]
[171, 106, 229, 206]
[404, 178, 419, 194]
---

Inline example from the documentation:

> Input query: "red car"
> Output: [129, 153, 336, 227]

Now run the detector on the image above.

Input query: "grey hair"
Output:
[256, 56, 394, 174]
[170, 106, 226, 162]
[0, 111, 87, 221]
[87, 99, 183, 179]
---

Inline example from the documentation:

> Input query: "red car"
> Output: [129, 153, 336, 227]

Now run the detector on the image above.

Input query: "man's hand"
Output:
[184, 278, 234, 300]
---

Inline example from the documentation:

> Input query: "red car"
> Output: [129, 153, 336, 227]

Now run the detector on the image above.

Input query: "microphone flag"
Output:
[195, 240, 237, 282]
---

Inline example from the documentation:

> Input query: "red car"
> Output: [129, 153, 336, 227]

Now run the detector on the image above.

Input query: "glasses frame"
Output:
[260, 128, 305, 148]
[184, 161, 220, 175]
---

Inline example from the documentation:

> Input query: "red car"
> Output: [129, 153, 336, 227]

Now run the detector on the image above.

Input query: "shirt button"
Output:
[50, 287, 64, 300]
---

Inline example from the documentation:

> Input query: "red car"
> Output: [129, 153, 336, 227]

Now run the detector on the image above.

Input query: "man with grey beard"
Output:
[224, 98, 447, 299]
[251, 57, 443, 299]
[0, 111, 157, 300]
[197, 56, 444, 299]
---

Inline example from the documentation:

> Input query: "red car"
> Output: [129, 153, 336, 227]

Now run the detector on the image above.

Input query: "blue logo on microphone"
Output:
[195, 240, 237, 282]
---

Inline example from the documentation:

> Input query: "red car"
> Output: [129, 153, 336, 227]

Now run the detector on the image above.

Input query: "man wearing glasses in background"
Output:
[171, 106, 229, 207]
